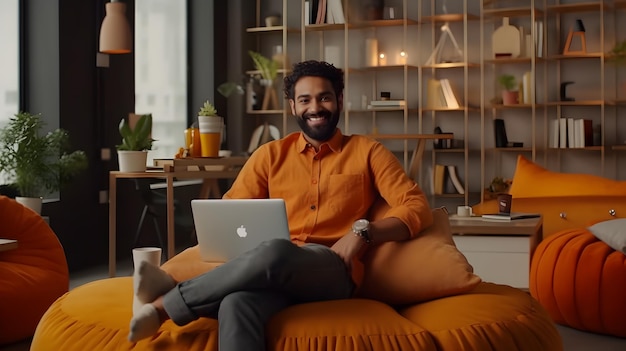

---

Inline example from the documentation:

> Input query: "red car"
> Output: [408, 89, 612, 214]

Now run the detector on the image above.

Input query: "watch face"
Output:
[353, 219, 369, 232]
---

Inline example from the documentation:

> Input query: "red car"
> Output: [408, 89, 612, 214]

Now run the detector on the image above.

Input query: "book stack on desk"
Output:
[481, 212, 541, 221]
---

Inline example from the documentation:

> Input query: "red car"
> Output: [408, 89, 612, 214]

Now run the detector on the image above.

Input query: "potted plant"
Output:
[195, 100, 224, 158]
[116, 113, 154, 172]
[0, 111, 88, 213]
[497, 74, 518, 105]
[249, 50, 279, 110]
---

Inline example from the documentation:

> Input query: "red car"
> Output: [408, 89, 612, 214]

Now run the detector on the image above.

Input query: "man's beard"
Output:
[295, 109, 340, 142]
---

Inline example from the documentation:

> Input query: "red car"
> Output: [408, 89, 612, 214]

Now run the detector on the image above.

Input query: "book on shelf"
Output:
[447, 165, 465, 195]
[559, 118, 568, 148]
[522, 71, 532, 104]
[426, 79, 447, 109]
[440, 79, 460, 109]
[553, 117, 593, 148]
[325, 0, 344, 24]
[433, 164, 446, 195]
[369, 99, 406, 107]
[481, 212, 541, 221]
[315, 0, 326, 24]
[567, 118, 575, 149]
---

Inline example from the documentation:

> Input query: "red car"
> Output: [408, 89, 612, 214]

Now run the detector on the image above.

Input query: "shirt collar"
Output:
[297, 129, 344, 153]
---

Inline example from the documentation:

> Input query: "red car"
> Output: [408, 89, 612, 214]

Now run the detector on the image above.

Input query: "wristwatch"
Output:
[352, 219, 371, 244]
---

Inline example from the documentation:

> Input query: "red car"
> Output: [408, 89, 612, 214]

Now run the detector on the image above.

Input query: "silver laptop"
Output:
[191, 199, 291, 262]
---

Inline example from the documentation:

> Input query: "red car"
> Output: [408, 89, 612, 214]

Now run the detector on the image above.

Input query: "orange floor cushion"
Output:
[0, 196, 69, 345]
[530, 228, 626, 338]
[32, 245, 562, 351]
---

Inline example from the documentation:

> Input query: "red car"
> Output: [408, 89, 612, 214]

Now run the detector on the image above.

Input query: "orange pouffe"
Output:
[530, 228, 626, 337]
[0, 196, 69, 344]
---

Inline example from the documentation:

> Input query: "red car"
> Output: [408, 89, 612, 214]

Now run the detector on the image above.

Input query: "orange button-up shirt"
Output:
[224, 129, 432, 247]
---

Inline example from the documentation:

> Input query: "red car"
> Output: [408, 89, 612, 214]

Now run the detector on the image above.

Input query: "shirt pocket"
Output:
[328, 174, 366, 216]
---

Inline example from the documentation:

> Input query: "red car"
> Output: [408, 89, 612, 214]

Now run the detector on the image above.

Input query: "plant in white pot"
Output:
[116, 113, 154, 172]
[0, 111, 88, 213]
[196, 100, 224, 158]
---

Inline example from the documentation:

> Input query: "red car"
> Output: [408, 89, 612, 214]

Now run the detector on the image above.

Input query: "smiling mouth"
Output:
[307, 116, 327, 126]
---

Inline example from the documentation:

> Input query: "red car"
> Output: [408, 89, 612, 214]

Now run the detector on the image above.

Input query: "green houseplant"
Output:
[0, 111, 87, 212]
[198, 100, 218, 117]
[249, 51, 279, 110]
[497, 74, 518, 105]
[116, 113, 154, 172]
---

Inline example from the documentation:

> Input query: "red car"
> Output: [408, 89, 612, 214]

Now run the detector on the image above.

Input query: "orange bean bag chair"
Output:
[530, 228, 626, 337]
[31, 245, 562, 350]
[0, 196, 69, 344]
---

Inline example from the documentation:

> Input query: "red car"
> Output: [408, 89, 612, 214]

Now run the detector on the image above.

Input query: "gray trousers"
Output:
[162, 238, 355, 350]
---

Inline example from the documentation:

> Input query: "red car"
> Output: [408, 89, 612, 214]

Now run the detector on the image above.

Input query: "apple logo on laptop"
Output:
[236, 225, 248, 238]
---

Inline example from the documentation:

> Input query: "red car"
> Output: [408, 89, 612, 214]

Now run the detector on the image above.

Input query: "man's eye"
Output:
[321, 96, 330, 102]
[299, 99, 309, 104]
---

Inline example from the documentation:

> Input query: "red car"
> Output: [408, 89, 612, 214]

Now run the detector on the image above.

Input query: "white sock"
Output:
[128, 304, 161, 342]
[134, 261, 176, 304]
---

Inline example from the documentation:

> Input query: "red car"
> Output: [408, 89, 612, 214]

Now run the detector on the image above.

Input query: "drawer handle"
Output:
[560, 212, 567, 219]
[609, 209, 616, 216]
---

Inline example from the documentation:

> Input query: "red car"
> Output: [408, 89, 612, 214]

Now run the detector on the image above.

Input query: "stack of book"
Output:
[549, 118, 593, 149]
[305, 0, 345, 25]
[367, 99, 406, 109]
[426, 79, 460, 109]
[433, 164, 465, 195]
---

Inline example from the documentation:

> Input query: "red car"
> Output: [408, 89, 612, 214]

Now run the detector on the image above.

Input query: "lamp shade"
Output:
[99, 1, 132, 54]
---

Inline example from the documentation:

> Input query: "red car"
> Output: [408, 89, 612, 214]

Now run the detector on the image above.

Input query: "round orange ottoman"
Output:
[0, 196, 69, 345]
[530, 228, 626, 337]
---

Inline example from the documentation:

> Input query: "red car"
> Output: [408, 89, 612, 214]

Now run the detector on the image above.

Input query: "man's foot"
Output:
[128, 304, 161, 342]
[134, 261, 176, 304]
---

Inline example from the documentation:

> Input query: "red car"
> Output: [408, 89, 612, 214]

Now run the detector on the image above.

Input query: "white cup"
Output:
[132, 247, 162, 314]
[132, 247, 162, 269]
[457, 205, 473, 217]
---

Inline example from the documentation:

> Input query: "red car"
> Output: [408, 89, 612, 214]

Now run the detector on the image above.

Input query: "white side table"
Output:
[448, 215, 543, 289]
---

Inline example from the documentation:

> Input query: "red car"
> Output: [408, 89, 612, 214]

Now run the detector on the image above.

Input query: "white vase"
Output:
[16, 196, 43, 214]
[117, 150, 148, 172]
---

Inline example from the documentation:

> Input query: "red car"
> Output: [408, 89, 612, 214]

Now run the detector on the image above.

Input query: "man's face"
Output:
[289, 76, 342, 143]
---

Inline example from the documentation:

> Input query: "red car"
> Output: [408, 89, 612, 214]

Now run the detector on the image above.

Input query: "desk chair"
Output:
[131, 179, 194, 250]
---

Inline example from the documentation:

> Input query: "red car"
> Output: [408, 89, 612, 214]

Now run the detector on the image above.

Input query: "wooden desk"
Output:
[108, 157, 247, 277]
[366, 134, 453, 179]
[448, 215, 543, 289]
[0, 239, 18, 252]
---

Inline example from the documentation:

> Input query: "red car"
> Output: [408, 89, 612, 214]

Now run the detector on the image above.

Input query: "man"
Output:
[128, 60, 432, 349]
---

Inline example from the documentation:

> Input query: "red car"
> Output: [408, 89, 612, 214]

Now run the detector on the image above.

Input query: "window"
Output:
[135, 0, 187, 164]
[0, 0, 19, 128]
[0, 0, 19, 186]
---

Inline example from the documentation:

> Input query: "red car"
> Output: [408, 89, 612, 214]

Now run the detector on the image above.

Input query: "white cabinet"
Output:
[453, 235, 530, 289]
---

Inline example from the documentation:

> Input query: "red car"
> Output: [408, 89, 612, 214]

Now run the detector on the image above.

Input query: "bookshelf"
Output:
[234, 0, 626, 208]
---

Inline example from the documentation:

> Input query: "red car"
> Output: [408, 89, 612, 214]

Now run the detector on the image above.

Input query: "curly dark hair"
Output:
[283, 60, 344, 100]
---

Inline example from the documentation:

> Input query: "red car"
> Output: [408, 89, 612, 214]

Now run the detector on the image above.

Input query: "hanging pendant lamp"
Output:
[99, 0, 132, 54]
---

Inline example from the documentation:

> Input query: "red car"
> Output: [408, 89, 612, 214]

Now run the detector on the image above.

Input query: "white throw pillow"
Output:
[588, 219, 626, 254]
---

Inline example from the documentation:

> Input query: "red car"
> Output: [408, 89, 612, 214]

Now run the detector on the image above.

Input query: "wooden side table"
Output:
[448, 215, 543, 289]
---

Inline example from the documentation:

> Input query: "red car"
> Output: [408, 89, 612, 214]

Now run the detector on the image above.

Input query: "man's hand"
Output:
[330, 232, 367, 268]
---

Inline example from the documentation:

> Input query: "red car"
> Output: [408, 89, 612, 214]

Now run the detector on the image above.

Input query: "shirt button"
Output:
[310, 205, 316, 210]
[314, 156, 319, 160]
[312, 179, 317, 184]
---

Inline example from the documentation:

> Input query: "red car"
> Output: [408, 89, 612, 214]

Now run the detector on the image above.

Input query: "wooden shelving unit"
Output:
[236, 0, 626, 206]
